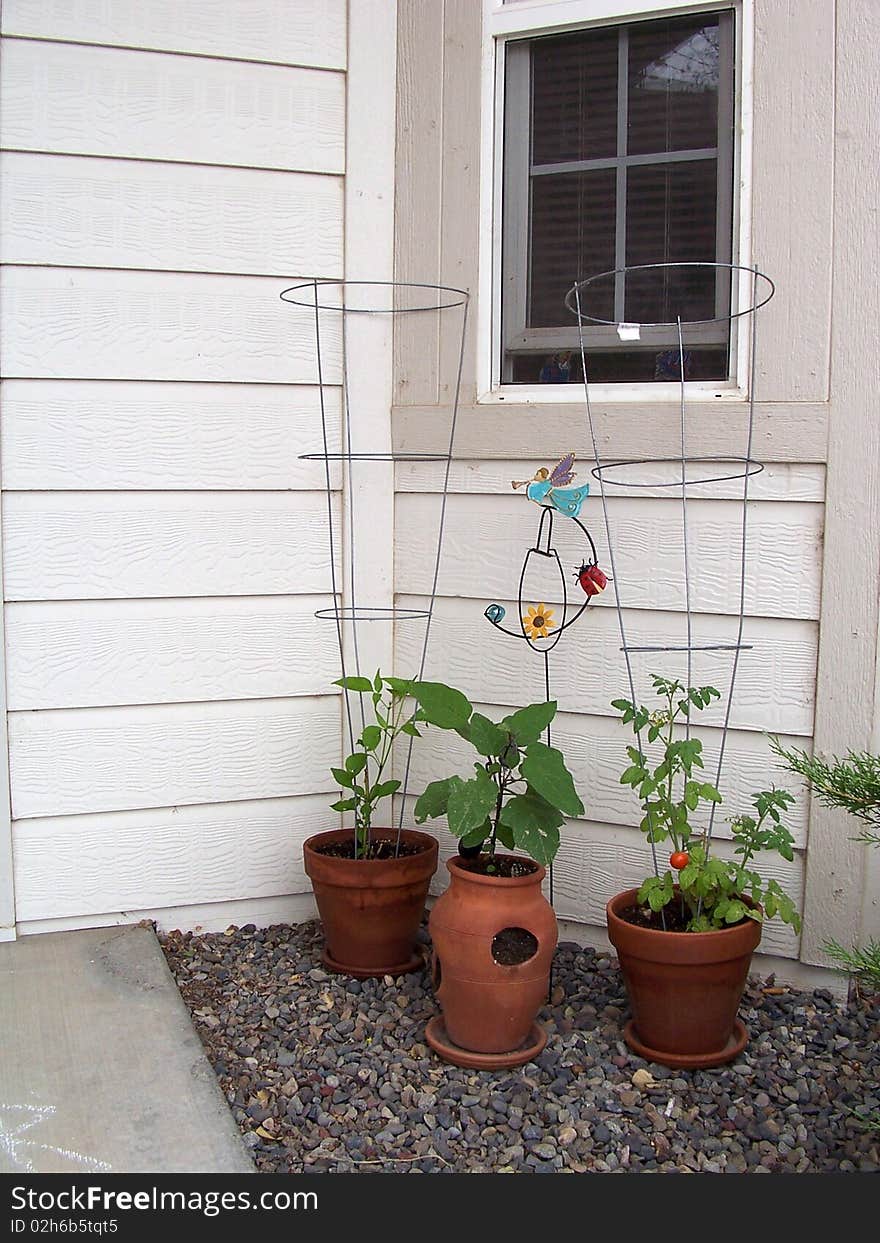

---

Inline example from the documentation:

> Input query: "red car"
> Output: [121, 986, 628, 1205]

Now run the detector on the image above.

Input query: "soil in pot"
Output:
[312, 838, 426, 861]
[457, 855, 539, 879]
[616, 900, 751, 933]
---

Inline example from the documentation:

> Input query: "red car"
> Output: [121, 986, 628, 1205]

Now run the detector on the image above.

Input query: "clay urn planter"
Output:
[425, 854, 558, 1069]
[303, 827, 438, 979]
[606, 887, 762, 1069]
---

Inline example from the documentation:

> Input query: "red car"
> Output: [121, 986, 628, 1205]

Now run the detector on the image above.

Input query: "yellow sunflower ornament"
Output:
[522, 603, 556, 639]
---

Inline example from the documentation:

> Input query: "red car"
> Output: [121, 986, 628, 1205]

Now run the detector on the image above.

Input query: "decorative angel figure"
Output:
[512, 452, 590, 519]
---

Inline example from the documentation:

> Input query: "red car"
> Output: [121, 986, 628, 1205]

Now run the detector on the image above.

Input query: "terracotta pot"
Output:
[303, 828, 438, 978]
[427, 855, 557, 1066]
[606, 887, 762, 1069]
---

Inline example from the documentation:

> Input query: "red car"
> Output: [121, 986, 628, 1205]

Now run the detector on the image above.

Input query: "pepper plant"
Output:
[411, 682, 584, 868]
[330, 672, 420, 858]
[614, 674, 801, 933]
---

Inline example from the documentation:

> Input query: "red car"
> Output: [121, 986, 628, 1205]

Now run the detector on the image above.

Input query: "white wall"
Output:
[0, 1, 352, 933]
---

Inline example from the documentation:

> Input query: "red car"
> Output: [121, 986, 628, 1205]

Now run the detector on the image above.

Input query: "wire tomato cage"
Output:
[280, 280, 469, 856]
[564, 262, 776, 908]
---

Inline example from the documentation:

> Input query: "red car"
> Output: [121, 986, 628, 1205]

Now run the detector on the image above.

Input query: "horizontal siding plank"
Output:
[5, 596, 342, 710]
[392, 402, 831, 465]
[2, 491, 341, 601]
[398, 705, 810, 846]
[0, 380, 341, 491]
[12, 793, 328, 922]
[8, 696, 340, 819]
[0, 269, 341, 383]
[395, 493, 823, 620]
[397, 459, 826, 503]
[396, 596, 817, 736]
[18, 893, 319, 938]
[0, 39, 345, 172]
[1, 0, 347, 71]
[0, 153, 344, 276]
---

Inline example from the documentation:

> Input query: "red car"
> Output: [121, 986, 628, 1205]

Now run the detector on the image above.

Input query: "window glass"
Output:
[501, 9, 735, 385]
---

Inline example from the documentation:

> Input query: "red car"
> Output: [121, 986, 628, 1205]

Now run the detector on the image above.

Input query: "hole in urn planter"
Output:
[432, 953, 442, 989]
[491, 927, 539, 966]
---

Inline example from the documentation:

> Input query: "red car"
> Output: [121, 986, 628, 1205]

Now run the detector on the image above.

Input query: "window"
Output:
[500, 7, 736, 385]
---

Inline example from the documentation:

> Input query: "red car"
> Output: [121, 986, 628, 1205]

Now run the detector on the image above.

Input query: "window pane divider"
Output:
[530, 147, 720, 176]
[613, 25, 629, 321]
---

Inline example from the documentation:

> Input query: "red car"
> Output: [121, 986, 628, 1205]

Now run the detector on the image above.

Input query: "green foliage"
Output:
[330, 672, 418, 858]
[822, 938, 880, 988]
[772, 737, 880, 989]
[413, 687, 581, 867]
[614, 675, 801, 934]
[770, 737, 880, 843]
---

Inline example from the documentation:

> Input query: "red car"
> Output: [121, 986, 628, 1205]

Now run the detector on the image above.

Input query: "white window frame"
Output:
[477, 0, 754, 404]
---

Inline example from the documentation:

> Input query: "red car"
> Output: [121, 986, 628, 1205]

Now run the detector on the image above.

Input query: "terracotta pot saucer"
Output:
[623, 1017, 749, 1070]
[425, 1016, 547, 1070]
[322, 945, 426, 980]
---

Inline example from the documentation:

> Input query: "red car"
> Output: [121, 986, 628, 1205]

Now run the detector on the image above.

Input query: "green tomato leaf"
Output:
[412, 681, 473, 730]
[331, 767, 354, 789]
[330, 798, 358, 812]
[345, 752, 367, 775]
[520, 741, 584, 817]
[359, 725, 382, 751]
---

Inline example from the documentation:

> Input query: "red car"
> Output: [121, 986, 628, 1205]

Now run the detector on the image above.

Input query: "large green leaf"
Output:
[412, 681, 473, 730]
[446, 771, 498, 838]
[500, 700, 557, 745]
[520, 741, 584, 817]
[467, 712, 509, 757]
[460, 820, 490, 849]
[499, 792, 563, 865]
[413, 777, 453, 823]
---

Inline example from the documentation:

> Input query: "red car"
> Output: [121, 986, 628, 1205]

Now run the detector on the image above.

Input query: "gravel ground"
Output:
[161, 919, 880, 1174]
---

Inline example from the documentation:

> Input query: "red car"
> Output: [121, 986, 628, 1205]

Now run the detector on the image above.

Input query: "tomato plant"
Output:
[613, 674, 801, 934]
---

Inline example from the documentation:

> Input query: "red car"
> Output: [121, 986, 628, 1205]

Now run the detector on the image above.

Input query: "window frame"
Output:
[477, 0, 754, 404]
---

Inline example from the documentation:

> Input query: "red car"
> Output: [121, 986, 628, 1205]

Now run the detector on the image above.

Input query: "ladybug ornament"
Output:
[574, 562, 608, 597]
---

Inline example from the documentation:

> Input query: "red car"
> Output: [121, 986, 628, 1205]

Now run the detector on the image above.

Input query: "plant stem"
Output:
[488, 765, 505, 859]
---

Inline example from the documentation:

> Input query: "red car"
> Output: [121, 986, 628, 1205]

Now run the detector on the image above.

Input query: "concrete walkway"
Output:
[0, 926, 253, 1173]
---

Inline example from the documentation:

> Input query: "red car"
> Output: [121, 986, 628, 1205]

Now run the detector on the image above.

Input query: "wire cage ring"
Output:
[564, 261, 775, 328]
[592, 456, 765, 489]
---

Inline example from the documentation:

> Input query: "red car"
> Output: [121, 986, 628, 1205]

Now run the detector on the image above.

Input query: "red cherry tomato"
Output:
[669, 851, 690, 870]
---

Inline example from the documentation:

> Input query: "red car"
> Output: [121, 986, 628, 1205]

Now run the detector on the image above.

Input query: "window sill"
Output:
[478, 381, 748, 405]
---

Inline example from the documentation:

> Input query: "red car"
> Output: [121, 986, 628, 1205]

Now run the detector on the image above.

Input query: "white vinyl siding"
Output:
[0, 1, 348, 933]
